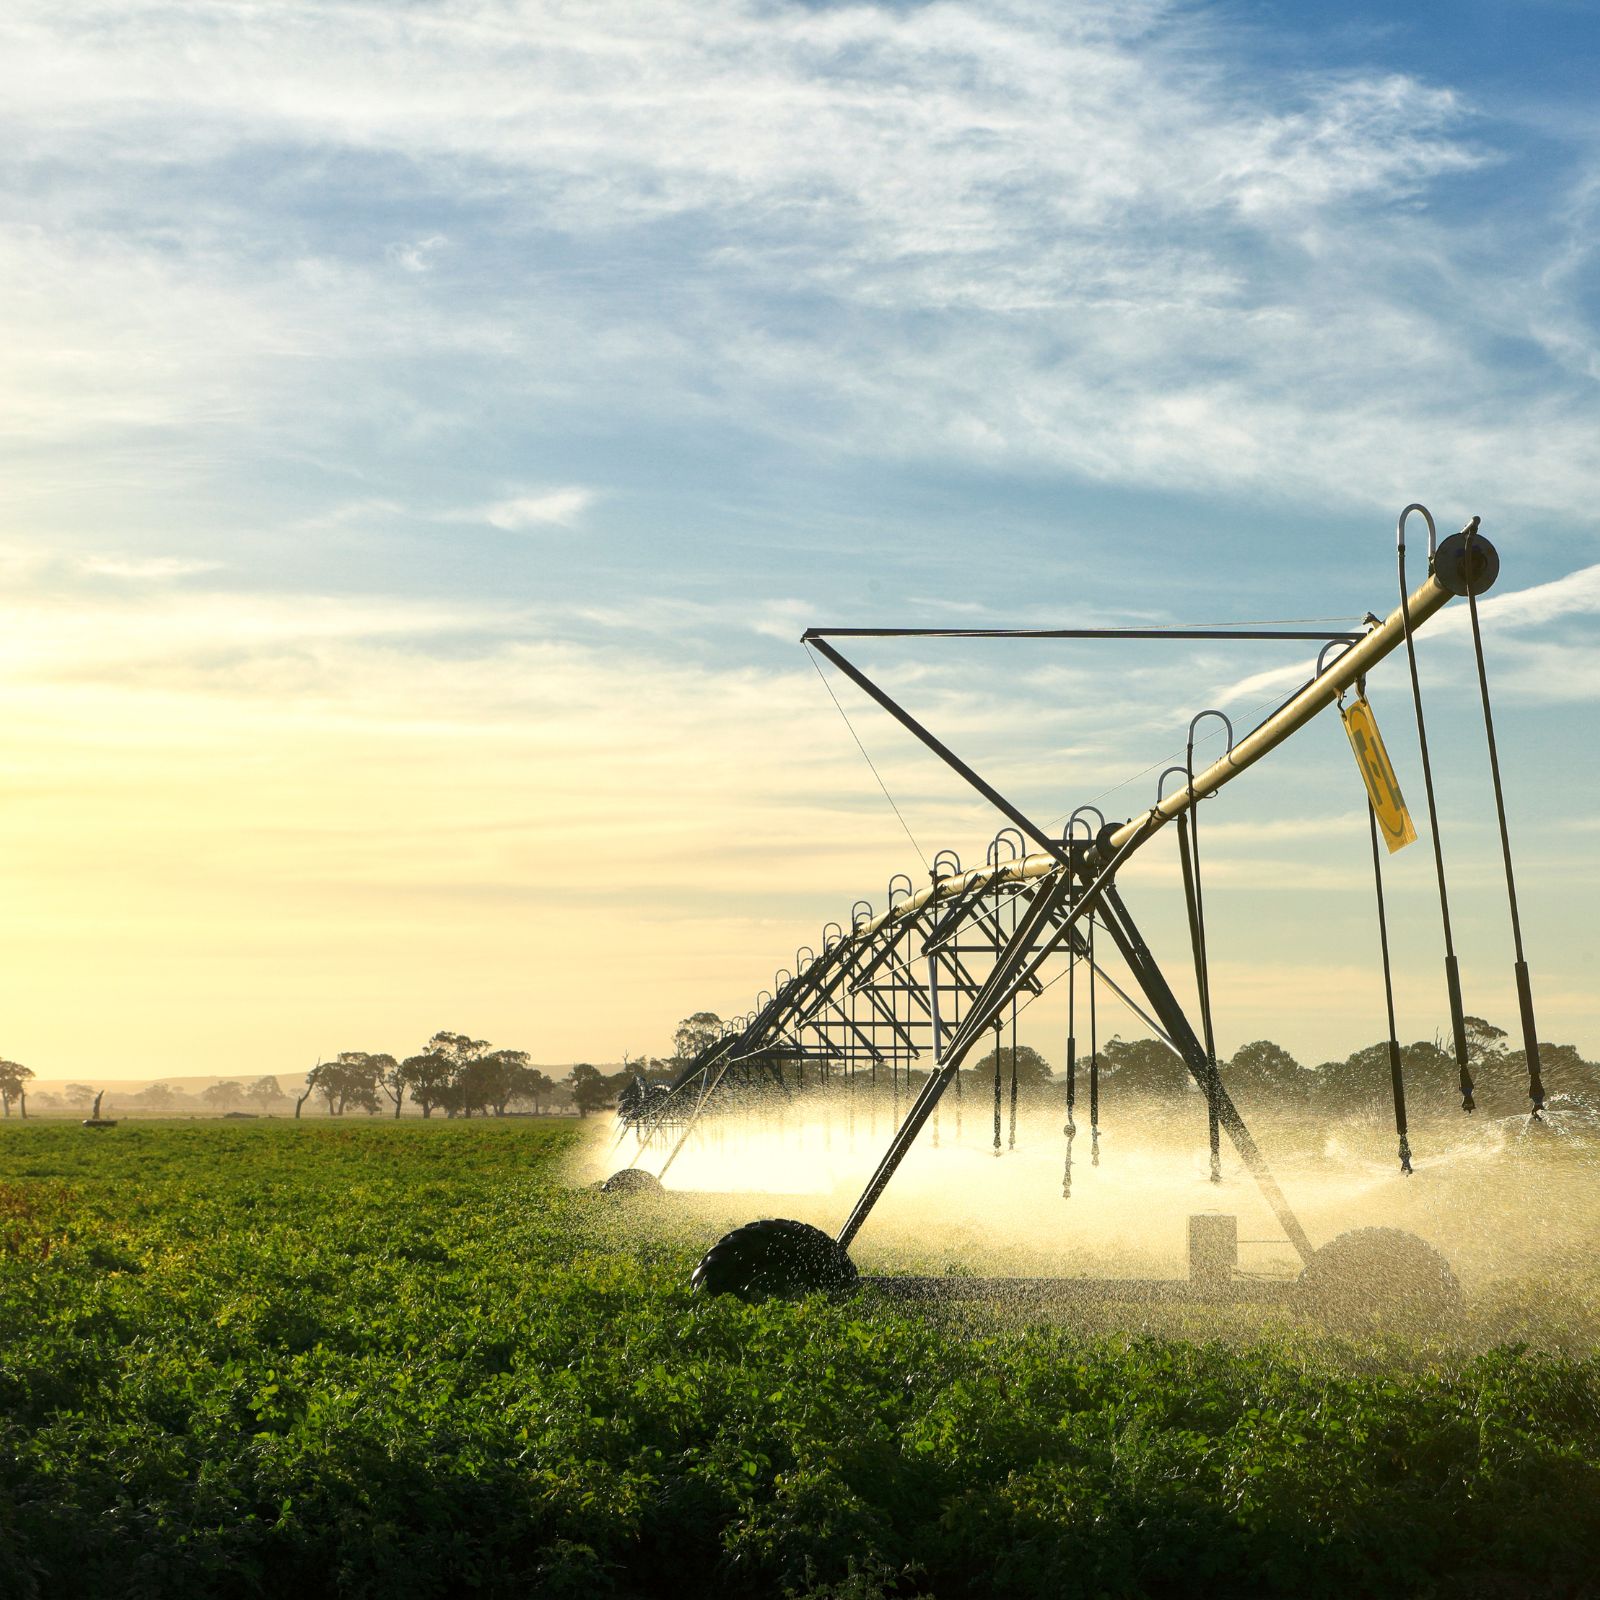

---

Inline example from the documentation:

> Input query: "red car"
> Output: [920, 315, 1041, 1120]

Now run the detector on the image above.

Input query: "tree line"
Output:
[0, 1030, 689, 1121]
[10, 1010, 1580, 1126]
[291, 1033, 690, 1119]
[973, 1014, 1597, 1123]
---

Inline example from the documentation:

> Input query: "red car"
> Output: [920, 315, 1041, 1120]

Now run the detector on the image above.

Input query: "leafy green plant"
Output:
[1, 1121, 1597, 1598]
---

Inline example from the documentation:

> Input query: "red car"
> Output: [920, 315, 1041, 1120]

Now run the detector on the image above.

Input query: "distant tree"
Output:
[1382, 1026, 1596, 1119]
[134, 1080, 176, 1112]
[1529, 1043, 1600, 1098]
[374, 1055, 405, 1118]
[1227, 1040, 1310, 1103]
[314, 1060, 343, 1117]
[313, 1052, 384, 1117]
[298, 1059, 344, 1117]
[1462, 1015, 1509, 1064]
[621, 1051, 676, 1084]
[30, 1092, 61, 1112]
[429, 1031, 490, 1068]
[246, 1076, 287, 1111]
[969, 1043, 1055, 1097]
[201, 1080, 246, 1111]
[1311, 1042, 1386, 1115]
[0, 1060, 34, 1119]
[1097, 1036, 1188, 1099]
[474, 1049, 532, 1117]
[566, 1062, 610, 1117]
[294, 1065, 320, 1120]
[510, 1068, 556, 1114]
[605, 1066, 667, 1109]
[397, 1051, 454, 1119]
[673, 1014, 724, 1066]
[1400, 1039, 1467, 1119]
[455, 1059, 494, 1118]
[341, 1055, 384, 1116]
[424, 1032, 491, 1117]
[389, 1032, 535, 1118]
[1456, 1017, 1528, 1112]
[62, 1083, 97, 1111]
[1307, 1034, 1487, 1120]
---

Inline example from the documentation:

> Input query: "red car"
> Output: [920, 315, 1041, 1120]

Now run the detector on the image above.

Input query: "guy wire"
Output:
[806, 644, 930, 872]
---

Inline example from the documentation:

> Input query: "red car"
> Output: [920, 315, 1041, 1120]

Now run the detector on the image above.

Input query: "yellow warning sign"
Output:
[1340, 694, 1416, 853]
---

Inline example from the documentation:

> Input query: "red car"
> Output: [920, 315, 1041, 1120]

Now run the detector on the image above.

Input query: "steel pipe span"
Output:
[833, 531, 1494, 952]
[1093, 532, 1487, 865]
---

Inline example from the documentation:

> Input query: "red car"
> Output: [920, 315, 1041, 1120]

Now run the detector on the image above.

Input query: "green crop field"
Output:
[2, 1120, 1598, 1599]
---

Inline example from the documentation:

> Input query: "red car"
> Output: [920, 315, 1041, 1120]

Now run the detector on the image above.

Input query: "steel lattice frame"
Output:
[619, 522, 1505, 1265]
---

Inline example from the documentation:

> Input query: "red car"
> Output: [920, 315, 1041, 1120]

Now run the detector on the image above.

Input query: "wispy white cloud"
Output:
[471, 487, 596, 532]
[387, 234, 447, 274]
[76, 554, 223, 580]
[1, 1, 1594, 515]
[0, 586, 518, 689]
[1213, 561, 1600, 709]
[1454, 560, 1600, 629]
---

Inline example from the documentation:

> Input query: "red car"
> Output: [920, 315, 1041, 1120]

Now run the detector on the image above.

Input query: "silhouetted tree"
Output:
[455, 1059, 495, 1117]
[135, 1081, 176, 1112]
[397, 1051, 454, 1118]
[621, 1051, 675, 1083]
[201, 1080, 245, 1110]
[1453, 1016, 1526, 1112]
[1098, 1035, 1188, 1099]
[1309, 1037, 1465, 1120]
[375, 1055, 406, 1118]
[0, 1060, 34, 1119]
[969, 1043, 1055, 1097]
[511, 1068, 556, 1114]
[302, 1062, 333, 1116]
[566, 1062, 610, 1116]
[302, 1054, 384, 1117]
[472, 1049, 532, 1116]
[430, 1031, 489, 1066]
[246, 1076, 287, 1111]
[1227, 1040, 1310, 1104]
[424, 1032, 492, 1117]
[1463, 1015, 1509, 1063]
[673, 1014, 724, 1066]
[1312, 1042, 1391, 1115]
[1529, 1043, 1600, 1097]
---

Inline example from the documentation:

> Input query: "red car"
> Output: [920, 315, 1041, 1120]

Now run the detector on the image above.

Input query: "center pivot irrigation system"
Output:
[606, 510, 1547, 1315]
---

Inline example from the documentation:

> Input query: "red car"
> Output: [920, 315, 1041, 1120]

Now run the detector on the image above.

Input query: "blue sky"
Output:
[0, 0, 1595, 1078]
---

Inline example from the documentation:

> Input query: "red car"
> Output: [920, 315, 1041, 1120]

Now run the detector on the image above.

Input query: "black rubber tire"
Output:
[601, 1168, 664, 1196]
[690, 1218, 858, 1300]
[1293, 1227, 1461, 1329]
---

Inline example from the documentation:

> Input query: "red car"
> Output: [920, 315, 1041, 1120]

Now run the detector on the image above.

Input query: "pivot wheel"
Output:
[1293, 1227, 1460, 1329]
[690, 1218, 858, 1300]
[601, 1168, 664, 1196]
